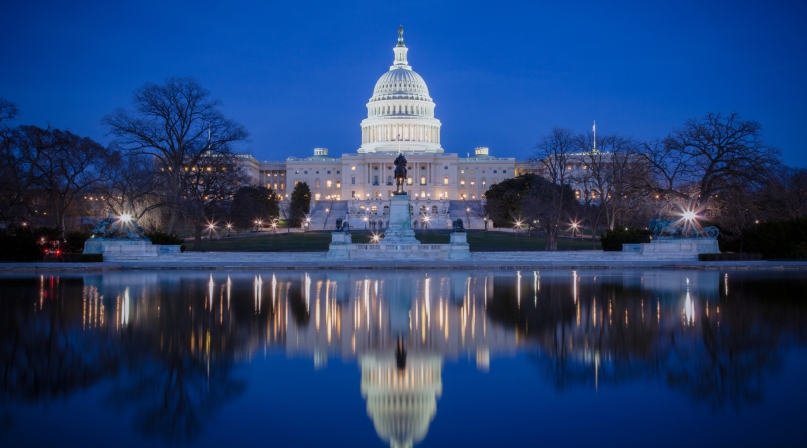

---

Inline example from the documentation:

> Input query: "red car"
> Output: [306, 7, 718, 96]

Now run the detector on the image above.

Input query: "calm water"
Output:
[1, 269, 806, 447]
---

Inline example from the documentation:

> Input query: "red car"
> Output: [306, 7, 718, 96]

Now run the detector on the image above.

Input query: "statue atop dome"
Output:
[397, 25, 404, 47]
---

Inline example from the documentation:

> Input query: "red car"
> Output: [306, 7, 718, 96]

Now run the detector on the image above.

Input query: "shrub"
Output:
[65, 231, 92, 253]
[145, 231, 185, 245]
[0, 228, 47, 262]
[698, 253, 763, 261]
[743, 217, 807, 259]
[600, 227, 652, 251]
[60, 253, 103, 262]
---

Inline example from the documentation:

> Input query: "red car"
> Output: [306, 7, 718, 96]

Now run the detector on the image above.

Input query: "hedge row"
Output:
[698, 253, 763, 261]
[600, 227, 652, 251]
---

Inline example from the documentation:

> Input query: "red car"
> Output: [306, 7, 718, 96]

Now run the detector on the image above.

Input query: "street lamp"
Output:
[226, 223, 232, 237]
[207, 222, 216, 240]
[483, 216, 488, 233]
[120, 213, 132, 223]
[363, 215, 369, 230]
[514, 220, 523, 233]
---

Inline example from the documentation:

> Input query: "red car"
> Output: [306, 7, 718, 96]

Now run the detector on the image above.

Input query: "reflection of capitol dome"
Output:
[360, 354, 443, 448]
[359, 26, 443, 154]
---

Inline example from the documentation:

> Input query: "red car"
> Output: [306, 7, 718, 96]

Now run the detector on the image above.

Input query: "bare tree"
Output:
[100, 153, 165, 225]
[182, 152, 248, 250]
[759, 165, 807, 220]
[642, 112, 780, 213]
[530, 127, 577, 250]
[32, 128, 116, 236]
[103, 77, 248, 233]
[0, 123, 45, 227]
[0, 97, 19, 124]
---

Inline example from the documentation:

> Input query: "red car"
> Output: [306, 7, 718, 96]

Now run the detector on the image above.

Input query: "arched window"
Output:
[315, 178, 320, 188]
[432, 205, 438, 214]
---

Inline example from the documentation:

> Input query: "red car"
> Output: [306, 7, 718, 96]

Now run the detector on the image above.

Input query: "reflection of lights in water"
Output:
[573, 270, 577, 303]
[208, 274, 214, 309]
[305, 273, 311, 313]
[123, 287, 130, 326]
[534, 271, 539, 306]
[227, 275, 232, 311]
[683, 277, 695, 326]
[725, 273, 729, 297]
[517, 271, 521, 308]
[254, 275, 263, 314]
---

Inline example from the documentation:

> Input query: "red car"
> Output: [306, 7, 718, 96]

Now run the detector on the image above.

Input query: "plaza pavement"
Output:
[1, 251, 806, 272]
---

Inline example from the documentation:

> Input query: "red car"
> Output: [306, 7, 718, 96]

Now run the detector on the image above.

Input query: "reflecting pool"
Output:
[1, 270, 806, 447]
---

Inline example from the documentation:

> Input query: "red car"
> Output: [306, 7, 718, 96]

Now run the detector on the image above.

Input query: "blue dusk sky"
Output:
[1, 0, 805, 167]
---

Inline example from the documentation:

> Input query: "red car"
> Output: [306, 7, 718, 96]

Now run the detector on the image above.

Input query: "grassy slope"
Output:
[189, 230, 597, 252]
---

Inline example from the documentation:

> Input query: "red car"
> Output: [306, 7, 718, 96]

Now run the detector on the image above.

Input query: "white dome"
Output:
[371, 69, 432, 102]
[358, 27, 443, 154]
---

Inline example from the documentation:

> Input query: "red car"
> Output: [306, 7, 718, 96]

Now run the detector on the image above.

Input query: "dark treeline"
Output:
[1, 79, 303, 251]
[485, 113, 806, 253]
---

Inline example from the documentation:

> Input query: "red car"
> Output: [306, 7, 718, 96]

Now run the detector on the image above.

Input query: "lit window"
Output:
[470, 180, 475, 186]
[336, 181, 341, 188]
[443, 176, 449, 185]
[315, 194, 320, 200]
[461, 169, 465, 174]
[351, 166, 356, 170]
[326, 180, 332, 188]
[420, 176, 426, 185]
[460, 179, 465, 185]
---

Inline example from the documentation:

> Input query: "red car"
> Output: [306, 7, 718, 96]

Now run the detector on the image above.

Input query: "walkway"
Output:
[1, 251, 805, 272]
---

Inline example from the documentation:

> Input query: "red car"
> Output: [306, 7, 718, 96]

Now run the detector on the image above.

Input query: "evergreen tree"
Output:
[289, 182, 311, 227]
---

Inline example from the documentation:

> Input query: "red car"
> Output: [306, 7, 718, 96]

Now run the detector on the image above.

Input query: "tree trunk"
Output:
[193, 224, 203, 251]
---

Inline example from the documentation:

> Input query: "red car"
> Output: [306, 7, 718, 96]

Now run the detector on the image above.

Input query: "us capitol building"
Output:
[238, 27, 524, 230]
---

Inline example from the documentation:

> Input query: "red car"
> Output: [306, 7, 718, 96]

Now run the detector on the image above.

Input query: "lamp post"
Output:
[483, 215, 488, 233]
[207, 223, 216, 240]
[226, 223, 232, 237]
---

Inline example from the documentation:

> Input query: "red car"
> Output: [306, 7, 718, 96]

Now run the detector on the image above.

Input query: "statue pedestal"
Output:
[381, 194, 420, 244]
[624, 238, 720, 259]
[83, 238, 159, 261]
[327, 232, 352, 260]
[448, 232, 471, 260]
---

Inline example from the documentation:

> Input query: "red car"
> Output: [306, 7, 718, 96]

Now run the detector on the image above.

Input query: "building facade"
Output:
[239, 28, 521, 229]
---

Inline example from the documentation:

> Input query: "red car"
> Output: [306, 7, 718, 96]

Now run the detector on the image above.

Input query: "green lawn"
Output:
[189, 230, 599, 252]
